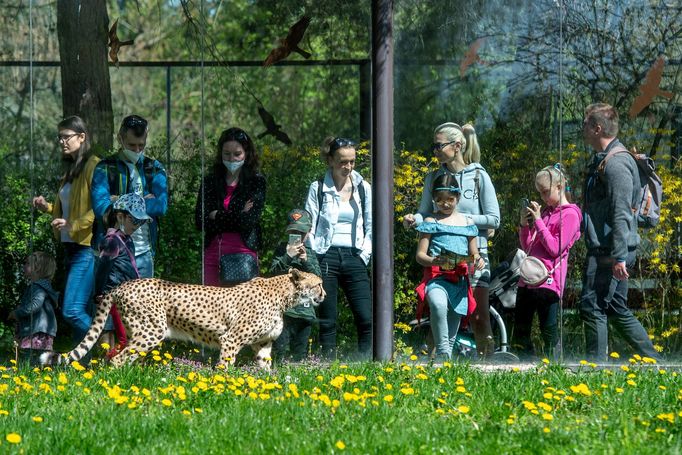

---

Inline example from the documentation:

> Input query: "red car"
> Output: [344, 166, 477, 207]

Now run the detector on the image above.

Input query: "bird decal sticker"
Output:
[108, 19, 134, 67]
[629, 56, 674, 119]
[263, 16, 312, 67]
[257, 106, 292, 146]
[460, 38, 485, 77]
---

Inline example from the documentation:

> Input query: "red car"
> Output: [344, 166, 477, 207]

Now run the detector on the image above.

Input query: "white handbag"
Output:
[518, 232, 564, 286]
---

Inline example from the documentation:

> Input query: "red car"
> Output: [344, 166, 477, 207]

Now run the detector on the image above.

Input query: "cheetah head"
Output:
[288, 268, 325, 307]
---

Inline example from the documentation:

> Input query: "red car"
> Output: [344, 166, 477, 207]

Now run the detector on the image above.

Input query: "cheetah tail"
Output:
[40, 291, 116, 366]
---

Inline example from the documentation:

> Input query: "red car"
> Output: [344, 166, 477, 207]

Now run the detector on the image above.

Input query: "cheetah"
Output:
[41, 269, 324, 369]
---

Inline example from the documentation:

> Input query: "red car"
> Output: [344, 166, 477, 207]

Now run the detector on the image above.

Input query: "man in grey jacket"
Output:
[580, 103, 660, 362]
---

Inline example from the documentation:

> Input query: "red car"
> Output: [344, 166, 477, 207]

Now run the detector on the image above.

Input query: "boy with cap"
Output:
[269, 208, 321, 361]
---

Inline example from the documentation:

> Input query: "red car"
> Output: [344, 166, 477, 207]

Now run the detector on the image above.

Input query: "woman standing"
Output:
[305, 137, 372, 359]
[32, 116, 100, 342]
[195, 128, 266, 286]
[404, 123, 500, 358]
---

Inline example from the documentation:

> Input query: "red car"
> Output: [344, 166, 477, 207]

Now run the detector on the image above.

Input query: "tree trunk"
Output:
[57, 0, 113, 153]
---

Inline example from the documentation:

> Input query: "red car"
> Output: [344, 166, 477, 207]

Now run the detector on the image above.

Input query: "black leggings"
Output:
[513, 286, 560, 359]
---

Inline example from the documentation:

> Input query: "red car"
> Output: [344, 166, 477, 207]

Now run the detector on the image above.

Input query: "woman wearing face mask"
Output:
[32, 116, 100, 342]
[195, 127, 266, 286]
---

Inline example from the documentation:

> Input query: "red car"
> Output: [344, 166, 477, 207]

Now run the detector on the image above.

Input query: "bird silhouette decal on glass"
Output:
[460, 38, 485, 77]
[108, 19, 134, 67]
[629, 56, 674, 119]
[257, 106, 292, 145]
[263, 16, 312, 67]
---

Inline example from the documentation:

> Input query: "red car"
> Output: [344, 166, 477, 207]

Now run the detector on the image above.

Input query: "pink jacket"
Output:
[518, 203, 582, 297]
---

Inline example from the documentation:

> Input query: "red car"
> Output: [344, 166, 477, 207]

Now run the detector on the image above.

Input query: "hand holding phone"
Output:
[288, 233, 302, 246]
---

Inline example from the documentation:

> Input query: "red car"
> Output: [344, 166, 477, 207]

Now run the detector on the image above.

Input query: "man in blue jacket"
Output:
[91, 115, 168, 277]
[580, 103, 660, 362]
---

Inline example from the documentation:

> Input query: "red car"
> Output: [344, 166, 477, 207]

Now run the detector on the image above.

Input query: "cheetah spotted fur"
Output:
[42, 269, 324, 369]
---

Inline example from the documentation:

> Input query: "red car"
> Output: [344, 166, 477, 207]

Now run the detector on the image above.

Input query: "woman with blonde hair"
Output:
[404, 122, 500, 358]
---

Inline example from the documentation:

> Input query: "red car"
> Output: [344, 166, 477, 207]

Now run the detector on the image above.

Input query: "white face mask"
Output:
[122, 147, 144, 164]
[224, 159, 245, 173]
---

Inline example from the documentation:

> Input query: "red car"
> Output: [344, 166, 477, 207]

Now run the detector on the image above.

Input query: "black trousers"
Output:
[513, 286, 560, 360]
[317, 247, 372, 357]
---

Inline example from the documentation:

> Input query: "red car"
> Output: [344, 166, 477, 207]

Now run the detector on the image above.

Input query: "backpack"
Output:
[598, 145, 662, 228]
[315, 176, 367, 231]
[103, 156, 157, 196]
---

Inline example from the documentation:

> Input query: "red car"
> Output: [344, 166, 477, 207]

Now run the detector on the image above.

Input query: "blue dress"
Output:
[416, 220, 478, 315]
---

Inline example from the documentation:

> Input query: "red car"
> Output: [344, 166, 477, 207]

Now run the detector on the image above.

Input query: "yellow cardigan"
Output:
[46, 155, 100, 247]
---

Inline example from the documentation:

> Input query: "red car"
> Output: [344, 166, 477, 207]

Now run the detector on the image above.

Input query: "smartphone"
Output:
[288, 233, 302, 246]
[520, 198, 530, 210]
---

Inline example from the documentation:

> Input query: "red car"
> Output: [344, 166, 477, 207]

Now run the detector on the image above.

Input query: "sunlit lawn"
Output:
[1, 352, 681, 454]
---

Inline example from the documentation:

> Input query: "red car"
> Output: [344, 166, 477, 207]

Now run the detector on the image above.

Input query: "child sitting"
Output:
[269, 209, 321, 362]
[94, 193, 151, 352]
[415, 174, 484, 361]
[9, 252, 59, 364]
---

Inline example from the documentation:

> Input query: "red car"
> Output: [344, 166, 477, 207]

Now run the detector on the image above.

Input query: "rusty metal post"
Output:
[371, 0, 394, 361]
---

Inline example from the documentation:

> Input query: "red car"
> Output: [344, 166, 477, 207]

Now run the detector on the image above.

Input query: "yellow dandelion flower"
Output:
[543, 427, 550, 433]
[100, 342, 111, 350]
[6, 433, 22, 444]
[32, 416, 43, 423]
[609, 352, 620, 359]
[71, 361, 86, 372]
[383, 395, 394, 403]
[409, 354, 418, 361]
[161, 399, 172, 407]
[627, 380, 637, 386]
[542, 358, 550, 364]
[457, 405, 470, 414]
[542, 413, 553, 421]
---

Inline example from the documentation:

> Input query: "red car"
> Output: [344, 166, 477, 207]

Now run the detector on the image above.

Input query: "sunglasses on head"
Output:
[121, 115, 148, 130]
[227, 130, 249, 142]
[330, 137, 357, 154]
[431, 140, 457, 152]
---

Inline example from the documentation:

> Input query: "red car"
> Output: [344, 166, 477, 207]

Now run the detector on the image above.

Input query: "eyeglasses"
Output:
[57, 133, 79, 143]
[431, 141, 457, 152]
[127, 214, 147, 227]
[330, 137, 357, 154]
[121, 115, 148, 130]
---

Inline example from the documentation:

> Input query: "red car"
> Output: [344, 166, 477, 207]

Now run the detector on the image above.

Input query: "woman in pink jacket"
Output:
[515, 165, 582, 360]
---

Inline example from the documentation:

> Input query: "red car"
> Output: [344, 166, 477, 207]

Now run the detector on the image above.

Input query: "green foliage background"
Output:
[1, 0, 681, 356]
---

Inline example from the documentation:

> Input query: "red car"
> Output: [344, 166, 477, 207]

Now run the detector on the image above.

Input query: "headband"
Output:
[433, 186, 461, 193]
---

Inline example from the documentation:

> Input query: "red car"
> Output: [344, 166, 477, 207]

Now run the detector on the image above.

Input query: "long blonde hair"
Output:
[433, 122, 480, 164]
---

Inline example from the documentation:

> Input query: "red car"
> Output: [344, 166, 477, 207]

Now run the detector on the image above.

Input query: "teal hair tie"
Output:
[433, 186, 461, 193]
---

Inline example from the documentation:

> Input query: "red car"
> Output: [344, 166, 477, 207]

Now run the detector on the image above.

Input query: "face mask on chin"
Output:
[224, 160, 245, 173]
[121, 147, 144, 164]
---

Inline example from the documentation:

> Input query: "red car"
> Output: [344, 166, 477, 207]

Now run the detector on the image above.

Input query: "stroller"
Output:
[410, 254, 521, 361]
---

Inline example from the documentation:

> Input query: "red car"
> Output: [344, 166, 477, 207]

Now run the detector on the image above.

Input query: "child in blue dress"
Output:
[415, 174, 485, 360]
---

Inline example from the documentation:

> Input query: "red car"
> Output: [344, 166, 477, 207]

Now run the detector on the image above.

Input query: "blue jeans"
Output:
[62, 244, 96, 341]
[579, 250, 661, 362]
[135, 250, 154, 278]
[317, 247, 372, 357]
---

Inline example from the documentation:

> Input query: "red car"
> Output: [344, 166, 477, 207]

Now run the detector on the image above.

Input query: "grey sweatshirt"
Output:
[583, 138, 640, 261]
[415, 163, 500, 250]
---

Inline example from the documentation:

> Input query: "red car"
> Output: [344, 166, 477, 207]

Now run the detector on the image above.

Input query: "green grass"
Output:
[1, 356, 681, 454]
